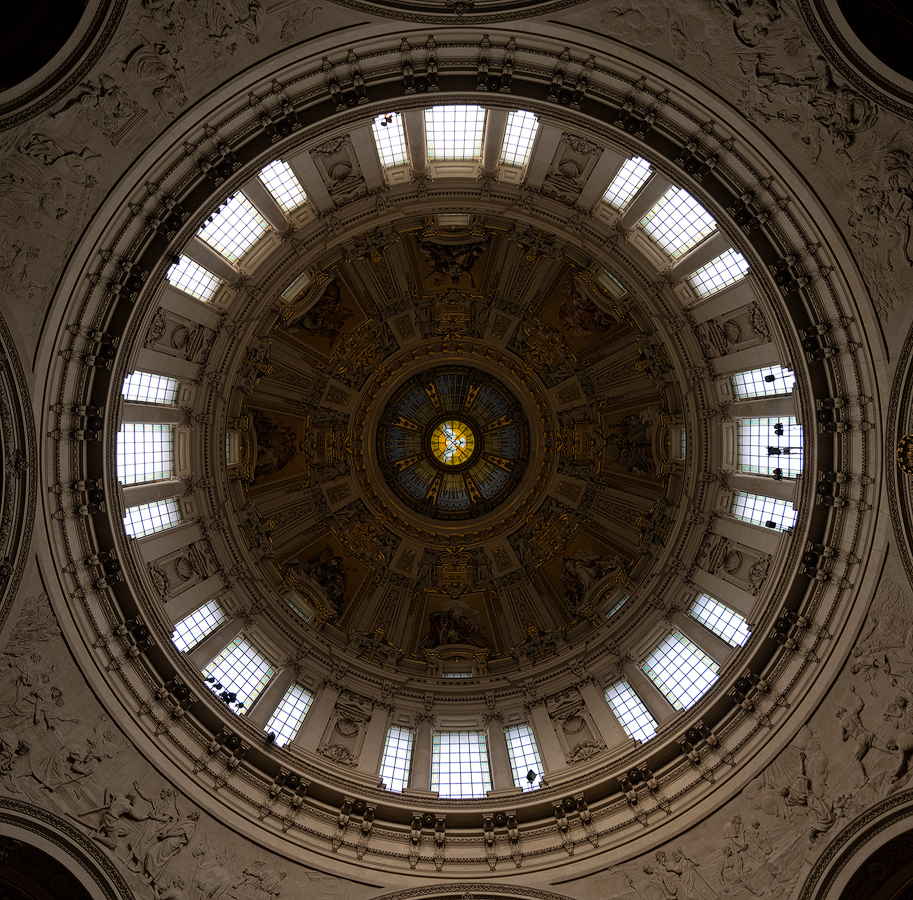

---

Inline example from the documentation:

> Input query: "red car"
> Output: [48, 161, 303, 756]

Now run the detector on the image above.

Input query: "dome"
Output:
[0, 4, 904, 899]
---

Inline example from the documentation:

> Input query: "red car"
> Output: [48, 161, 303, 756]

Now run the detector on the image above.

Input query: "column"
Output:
[712, 344, 781, 376]
[575, 146, 627, 209]
[186, 619, 243, 669]
[690, 278, 756, 323]
[409, 714, 435, 792]
[246, 666, 296, 728]
[527, 703, 565, 772]
[667, 230, 731, 279]
[577, 680, 630, 748]
[714, 516, 781, 555]
[480, 108, 508, 174]
[167, 574, 225, 624]
[729, 471, 796, 503]
[524, 123, 563, 188]
[623, 662, 677, 725]
[619, 173, 672, 227]
[691, 569, 756, 619]
[730, 395, 796, 419]
[135, 348, 199, 381]
[184, 236, 241, 284]
[402, 110, 428, 178]
[358, 704, 390, 775]
[135, 521, 201, 562]
[285, 148, 333, 211]
[350, 123, 387, 190]
[121, 402, 185, 425]
[242, 176, 290, 233]
[672, 611, 731, 667]
[485, 714, 514, 791]
[159, 284, 224, 328]
[122, 478, 186, 509]
[293, 682, 339, 753]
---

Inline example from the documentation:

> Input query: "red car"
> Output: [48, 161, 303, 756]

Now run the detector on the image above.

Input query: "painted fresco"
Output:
[278, 279, 365, 356]
[416, 232, 489, 291]
[414, 591, 497, 652]
[600, 402, 664, 480]
[251, 410, 304, 484]
[539, 530, 627, 614]
[281, 535, 370, 616]
[542, 273, 627, 352]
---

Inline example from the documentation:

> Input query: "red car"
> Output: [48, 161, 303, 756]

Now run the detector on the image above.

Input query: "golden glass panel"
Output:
[431, 419, 475, 465]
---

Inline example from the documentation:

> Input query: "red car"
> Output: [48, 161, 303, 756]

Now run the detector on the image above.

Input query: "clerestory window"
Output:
[605, 679, 658, 742]
[258, 159, 307, 212]
[731, 491, 798, 531]
[172, 600, 228, 652]
[431, 730, 491, 798]
[122, 372, 179, 405]
[688, 248, 749, 298]
[603, 156, 652, 210]
[198, 192, 269, 262]
[123, 498, 183, 539]
[504, 724, 543, 791]
[731, 365, 796, 400]
[643, 631, 719, 711]
[201, 636, 274, 714]
[379, 725, 415, 792]
[117, 424, 174, 485]
[425, 105, 486, 160]
[265, 684, 314, 746]
[687, 594, 750, 647]
[641, 187, 717, 258]
[167, 256, 222, 302]
[372, 112, 409, 167]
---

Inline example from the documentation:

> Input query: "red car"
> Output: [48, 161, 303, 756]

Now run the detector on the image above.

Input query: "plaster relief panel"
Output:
[541, 133, 603, 205]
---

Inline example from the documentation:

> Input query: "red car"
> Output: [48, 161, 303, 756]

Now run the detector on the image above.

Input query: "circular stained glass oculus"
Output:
[378, 367, 529, 520]
[429, 419, 476, 467]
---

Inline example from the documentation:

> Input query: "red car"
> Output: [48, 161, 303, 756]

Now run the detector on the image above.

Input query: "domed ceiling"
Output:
[37, 24, 879, 885]
[239, 222, 676, 661]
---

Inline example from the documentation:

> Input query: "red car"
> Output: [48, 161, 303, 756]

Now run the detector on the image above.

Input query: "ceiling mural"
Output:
[235, 226, 672, 665]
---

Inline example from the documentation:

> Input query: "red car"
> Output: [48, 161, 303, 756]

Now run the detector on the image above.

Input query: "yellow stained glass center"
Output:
[431, 420, 475, 466]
